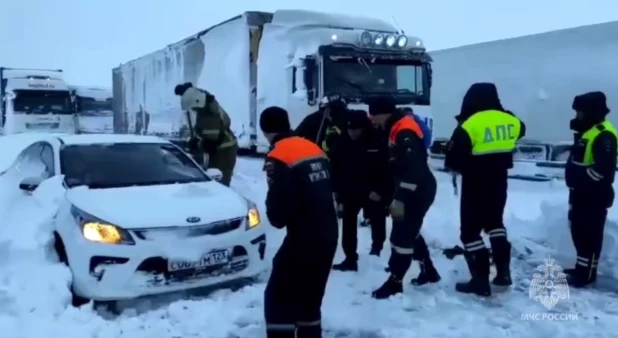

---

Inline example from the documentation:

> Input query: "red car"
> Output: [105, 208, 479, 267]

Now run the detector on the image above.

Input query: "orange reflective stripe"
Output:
[268, 136, 327, 166]
[388, 116, 423, 143]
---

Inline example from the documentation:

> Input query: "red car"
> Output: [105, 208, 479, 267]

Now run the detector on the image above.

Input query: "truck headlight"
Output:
[397, 35, 408, 48]
[82, 222, 135, 245]
[247, 207, 261, 229]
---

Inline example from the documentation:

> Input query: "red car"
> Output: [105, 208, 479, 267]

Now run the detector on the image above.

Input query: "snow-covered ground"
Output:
[1, 156, 618, 338]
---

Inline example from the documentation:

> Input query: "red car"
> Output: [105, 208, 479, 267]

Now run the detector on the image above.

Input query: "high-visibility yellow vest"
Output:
[460, 110, 522, 155]
[573, 120, 618, 165]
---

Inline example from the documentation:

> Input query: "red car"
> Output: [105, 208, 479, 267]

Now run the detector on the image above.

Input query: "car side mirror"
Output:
[205, 168, 223, 182]
[19, 176, 43, 192]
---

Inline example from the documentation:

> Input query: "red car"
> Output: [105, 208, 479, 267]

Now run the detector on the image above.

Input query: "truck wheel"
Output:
[53, 232, 91, 307]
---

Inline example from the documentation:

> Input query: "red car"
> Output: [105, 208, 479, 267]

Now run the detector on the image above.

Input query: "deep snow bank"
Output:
[0, 158, 616, 337]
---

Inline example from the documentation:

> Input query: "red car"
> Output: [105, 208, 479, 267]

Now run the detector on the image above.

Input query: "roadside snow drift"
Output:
[0, 157, 616, 337]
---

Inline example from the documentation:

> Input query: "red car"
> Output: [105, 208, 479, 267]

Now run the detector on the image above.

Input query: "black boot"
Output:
[332, 258, 358, 272]
[369, 246, 382, 257]
[296, 325, 322, 338]
[410, 259, 441, 286]
[372, 275, 403, 299]
[455, 250, 491, 296]
[490, 240, 512, 286]
[567, 264, 597, 288]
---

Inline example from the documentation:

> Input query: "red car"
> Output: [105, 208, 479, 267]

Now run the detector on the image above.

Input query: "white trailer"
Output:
[1, 67, 76, 134]
[430, 20, 618, 148]
[112, 10, 434, 152]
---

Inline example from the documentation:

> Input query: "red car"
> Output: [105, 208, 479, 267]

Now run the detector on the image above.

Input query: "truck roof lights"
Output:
[360, 31, 372, 46]
[385, 35, 396, 47]
[374, 34, 385, 46]
[359, 31, 415, 49]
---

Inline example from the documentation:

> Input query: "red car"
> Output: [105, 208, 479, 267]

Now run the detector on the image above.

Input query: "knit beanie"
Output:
[260, 106, 291, 133]
[368, 97, 397, 116]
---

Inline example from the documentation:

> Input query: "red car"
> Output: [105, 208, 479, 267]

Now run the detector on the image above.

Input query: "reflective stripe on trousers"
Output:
[266, 320, 321, 333]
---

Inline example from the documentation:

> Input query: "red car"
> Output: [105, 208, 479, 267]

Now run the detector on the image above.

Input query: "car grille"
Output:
[133, 217, 244, 240]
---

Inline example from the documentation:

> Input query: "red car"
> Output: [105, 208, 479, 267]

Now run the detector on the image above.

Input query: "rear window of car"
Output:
[60, 142, 209, 188]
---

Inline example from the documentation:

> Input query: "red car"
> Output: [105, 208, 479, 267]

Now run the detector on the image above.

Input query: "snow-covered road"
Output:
[1, 157, 617, 338]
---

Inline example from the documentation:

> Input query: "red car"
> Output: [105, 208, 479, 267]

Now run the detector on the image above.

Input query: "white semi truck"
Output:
[1, 67, 76, 134]
[429, 20, 618, 161]
[112, 9, 434, 152]
[69, 86, 113, 133]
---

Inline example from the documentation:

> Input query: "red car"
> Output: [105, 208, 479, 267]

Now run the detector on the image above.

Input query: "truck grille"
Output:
[133, 218, 244, 240]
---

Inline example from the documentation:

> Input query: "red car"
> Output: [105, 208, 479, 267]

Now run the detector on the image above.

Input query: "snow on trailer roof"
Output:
[113, 9, 405, 70]
[58, 134, 170, 145]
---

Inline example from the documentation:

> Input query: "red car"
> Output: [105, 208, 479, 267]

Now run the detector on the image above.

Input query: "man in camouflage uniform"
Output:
[175, 82, 238, 186]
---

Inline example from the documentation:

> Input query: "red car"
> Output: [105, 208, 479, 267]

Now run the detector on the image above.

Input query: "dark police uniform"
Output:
[445, 83, 525, 297]
[263, 134, 338, 338]
[565, 91, 617, 288]
[295, 95, 347, 155]
[331, 111, 390, 271]
[370, 104, 440, 299]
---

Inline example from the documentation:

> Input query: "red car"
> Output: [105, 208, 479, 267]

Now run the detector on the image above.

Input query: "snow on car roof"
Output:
[58, 134, 170, 145]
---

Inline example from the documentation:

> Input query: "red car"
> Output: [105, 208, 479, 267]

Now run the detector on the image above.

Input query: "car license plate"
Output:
[168, 250, 230, 272]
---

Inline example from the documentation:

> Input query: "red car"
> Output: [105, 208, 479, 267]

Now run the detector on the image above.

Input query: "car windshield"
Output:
[60, 143, 209, 188]
[13, 90, 73, 114]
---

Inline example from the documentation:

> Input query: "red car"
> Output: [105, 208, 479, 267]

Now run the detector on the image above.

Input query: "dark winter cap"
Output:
[260, 106, 291, 133]
[174, 82, 193, 96]
[457, 82, 504, 121]
[368, 97, 397, 116]
[347, 110, 371, 129]
[572, 91, 610, 117]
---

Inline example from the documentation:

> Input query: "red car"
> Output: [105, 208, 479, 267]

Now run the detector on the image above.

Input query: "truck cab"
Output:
[1, 68, 76, 135]
[250, 11, 433, 150]
[69, 86, 113, 133]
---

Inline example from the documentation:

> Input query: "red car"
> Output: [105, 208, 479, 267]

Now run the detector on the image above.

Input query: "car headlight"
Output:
[82, 222, 135, 245]
[72, 206, 135, 245]
[247, 206, 261, 229]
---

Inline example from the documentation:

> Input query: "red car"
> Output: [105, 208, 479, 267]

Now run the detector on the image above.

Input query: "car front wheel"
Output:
[53, 232, 91, 307]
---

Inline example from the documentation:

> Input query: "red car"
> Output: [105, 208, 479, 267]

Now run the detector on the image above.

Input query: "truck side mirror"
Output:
[303, 58, 317, 105]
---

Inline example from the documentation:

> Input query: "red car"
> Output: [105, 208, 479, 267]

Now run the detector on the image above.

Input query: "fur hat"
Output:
[180, 87, 207, 111]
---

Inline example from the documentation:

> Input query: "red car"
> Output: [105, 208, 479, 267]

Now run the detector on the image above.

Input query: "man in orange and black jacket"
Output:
[367, 97, 440, 299]
[259, 106, 338, 338]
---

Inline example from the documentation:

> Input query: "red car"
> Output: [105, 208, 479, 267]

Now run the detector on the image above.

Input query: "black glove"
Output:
[442, 245, 465, 260]
[187, 137, 200, 152]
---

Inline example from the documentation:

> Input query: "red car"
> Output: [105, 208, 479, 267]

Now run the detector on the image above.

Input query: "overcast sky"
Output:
[1, 0, 616, 86]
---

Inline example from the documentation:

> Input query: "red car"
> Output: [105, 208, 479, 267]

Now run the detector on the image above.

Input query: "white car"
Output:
[15, 134, 267, 306]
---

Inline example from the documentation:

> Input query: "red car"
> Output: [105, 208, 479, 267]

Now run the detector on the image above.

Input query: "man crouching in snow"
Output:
[259, 106, 338, 338]
[368, 98, 440, 299]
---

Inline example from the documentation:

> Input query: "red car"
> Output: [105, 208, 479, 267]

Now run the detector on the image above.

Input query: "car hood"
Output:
[66, 182, 249, 229]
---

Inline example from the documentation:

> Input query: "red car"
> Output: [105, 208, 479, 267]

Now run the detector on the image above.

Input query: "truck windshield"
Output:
[323, 57, 429, 104]
[75, 96, 113, 116]
[13, 90, 72, 114]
